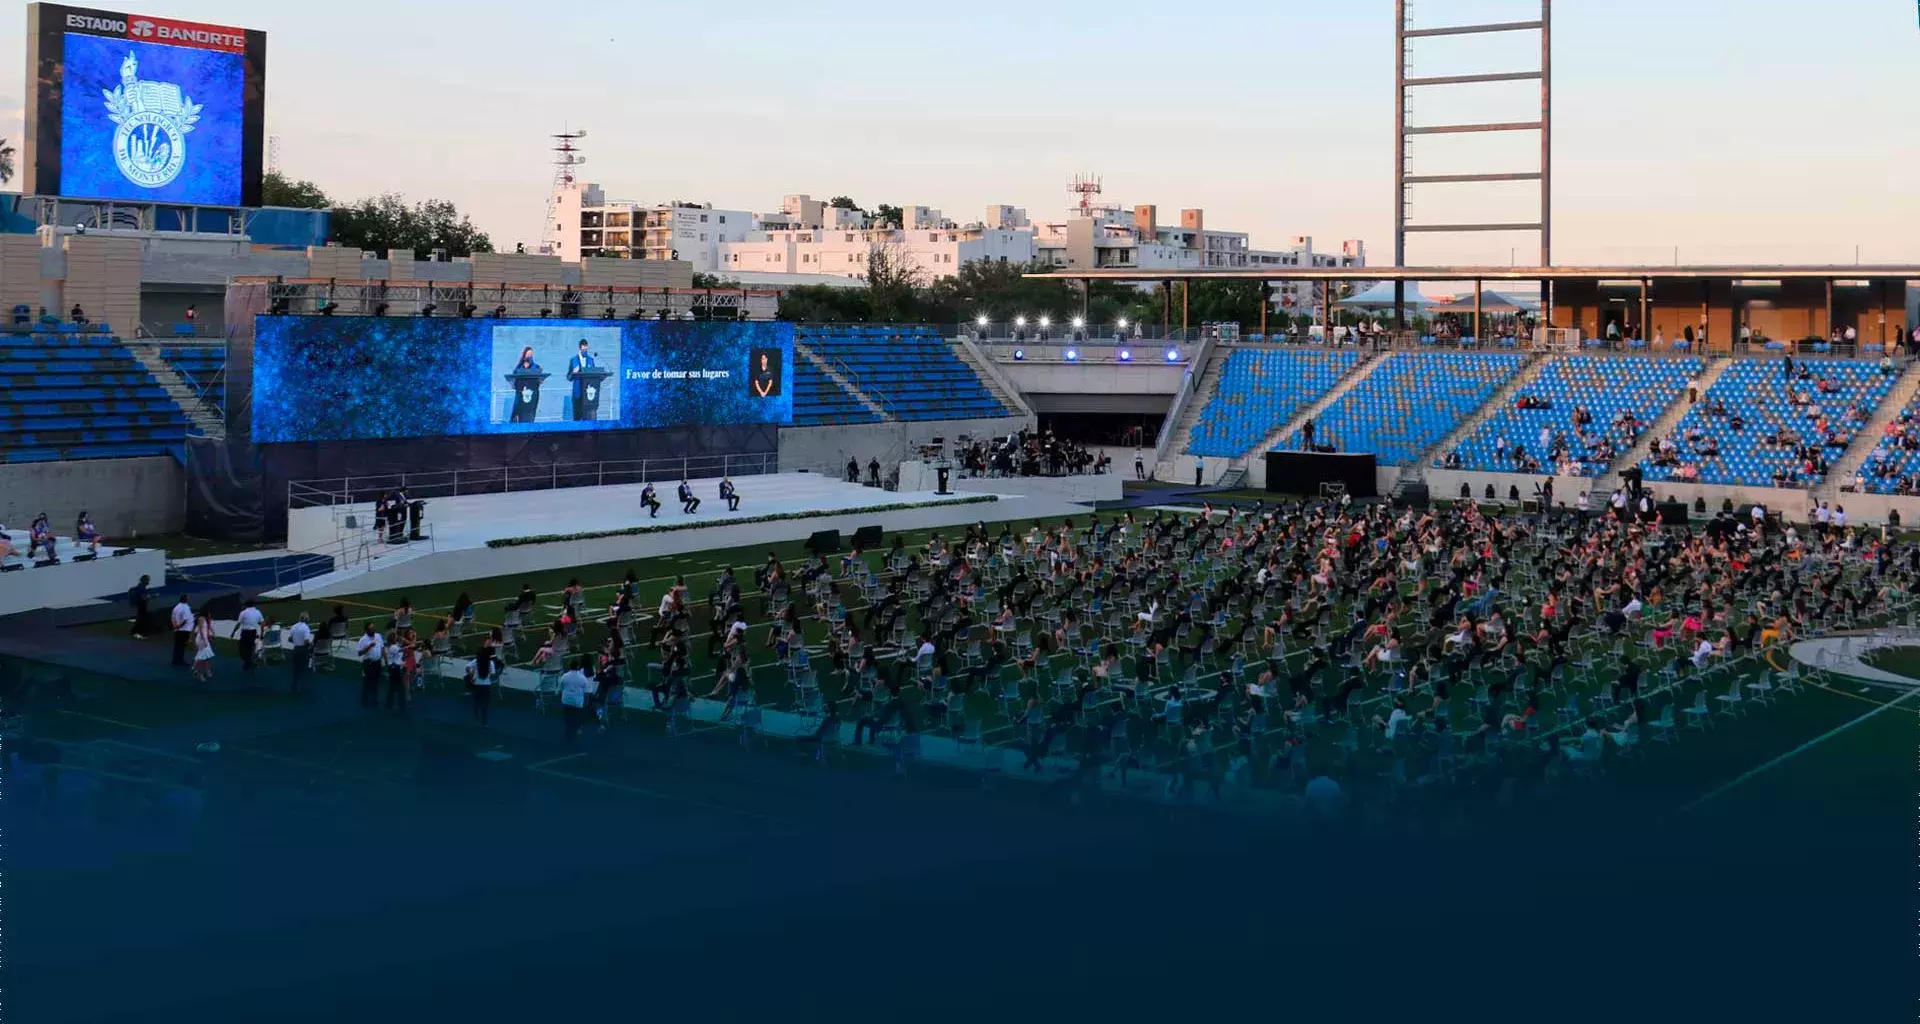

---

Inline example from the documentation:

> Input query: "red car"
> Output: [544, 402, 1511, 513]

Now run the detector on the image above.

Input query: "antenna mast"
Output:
[539, 129, 588, 255]
[1068, 173, 1103, 216]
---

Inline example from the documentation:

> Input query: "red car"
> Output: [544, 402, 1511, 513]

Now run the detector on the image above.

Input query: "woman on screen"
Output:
[751, 349, 781, 398]
[516, 346, 542, 373]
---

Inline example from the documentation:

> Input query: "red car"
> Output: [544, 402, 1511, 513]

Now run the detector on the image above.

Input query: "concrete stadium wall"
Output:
[0, 457, 186, 538]
[999, 362, 1185, 398]
[777, 414, 1035, 479]
[1419, 467, 1920, 526]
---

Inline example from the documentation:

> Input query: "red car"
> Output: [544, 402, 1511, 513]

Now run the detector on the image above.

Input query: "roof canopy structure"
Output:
[1027, 264, 1920, 284]
[1429, 289, 1535, 313]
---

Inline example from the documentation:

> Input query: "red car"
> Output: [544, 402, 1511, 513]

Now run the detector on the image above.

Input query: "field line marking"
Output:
[526, 764, 785, 826]
[1679, 686, 1920, 813]
[524, 751, 588, 771]
[56, 709, 152, 730]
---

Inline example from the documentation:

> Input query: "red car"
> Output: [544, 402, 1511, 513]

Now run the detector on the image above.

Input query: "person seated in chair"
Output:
[678, 479, 700, 514]
[641, 482, 661, 519]
[69, 303, 87, 326]
[74, 510, 103, 554]
[719, 476, 740, 512]
[27, 513, 54, 561]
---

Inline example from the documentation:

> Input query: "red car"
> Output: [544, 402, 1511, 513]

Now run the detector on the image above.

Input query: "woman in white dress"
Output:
[191, 606, 216, 682]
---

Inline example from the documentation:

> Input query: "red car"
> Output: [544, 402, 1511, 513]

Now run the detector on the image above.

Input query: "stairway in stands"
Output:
[794, 341, 893, 421]
[1591, 355, 1733, 497]
[128, 342, 225, 438]
[1153, 346, 1229, 481]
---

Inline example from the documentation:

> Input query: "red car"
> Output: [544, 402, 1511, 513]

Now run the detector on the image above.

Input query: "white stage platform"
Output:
[276, 472, 1100, 599]
[0, 539, 166, 616]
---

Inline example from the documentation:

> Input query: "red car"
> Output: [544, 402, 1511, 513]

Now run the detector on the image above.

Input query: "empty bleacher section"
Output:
[0, 328, 189, 463]
[799, 326, 1011, 421]
[1452, 355, 1702, 476]
[158, 344, 226, 413]
[1286, 351, 1527, 465]
[1642, 359, 1897, 488]
[791, 358, 880, 427]
[1184, 348, 1362, 458]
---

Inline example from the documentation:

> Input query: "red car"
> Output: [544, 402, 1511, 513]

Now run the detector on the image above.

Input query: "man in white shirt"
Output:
[231, 599, 265, 672]
[169, 596, 194, 668]
[354, 625, 384, 709]
[1133, 448, 1145, 480]
[1833, 506, 1847, 530]
[286, 612, 313, 693]
[559, 657, 594, 745]
[915, 636, 937, 664]
[1690, 638, 1716, 671]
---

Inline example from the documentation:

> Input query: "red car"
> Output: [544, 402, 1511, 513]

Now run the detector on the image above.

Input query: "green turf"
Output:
[1861, 644, 1920, 680]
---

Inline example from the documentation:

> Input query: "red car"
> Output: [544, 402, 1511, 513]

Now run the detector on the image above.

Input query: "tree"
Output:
[871, 204, 904, 229]
[329, 193, 493, 260]
[691, 272, 742, 289]
[0, 138, 14, 185]
[827, 196, 860, 211]
[261, 170, 330, 209]
[777, 284, 871, 323]
[863, 242, 926, 322]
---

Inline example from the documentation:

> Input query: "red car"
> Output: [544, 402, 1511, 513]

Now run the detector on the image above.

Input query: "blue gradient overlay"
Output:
[251, 317, 795, 443]
[58, 33, 245, 206]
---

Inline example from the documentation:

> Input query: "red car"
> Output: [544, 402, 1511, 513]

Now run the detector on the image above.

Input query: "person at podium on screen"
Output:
[515, 346, 541, 374]
[570, 339, 595, 375]
[641, 482, 661, 519]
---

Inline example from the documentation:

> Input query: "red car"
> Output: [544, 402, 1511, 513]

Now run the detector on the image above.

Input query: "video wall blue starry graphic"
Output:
[252, 317, 794, 443]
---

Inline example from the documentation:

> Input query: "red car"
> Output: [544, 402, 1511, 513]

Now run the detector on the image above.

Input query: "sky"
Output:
[3, 0, 1917, 266]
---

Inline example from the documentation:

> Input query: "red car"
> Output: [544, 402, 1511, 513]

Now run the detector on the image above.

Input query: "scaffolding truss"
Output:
[1394, 0, 1551, 318]
[252, 279, 778, 320]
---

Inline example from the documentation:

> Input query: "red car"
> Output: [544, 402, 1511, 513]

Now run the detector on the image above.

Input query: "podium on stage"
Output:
[568, 366, 611, 422]
[506, 370, 549, 423]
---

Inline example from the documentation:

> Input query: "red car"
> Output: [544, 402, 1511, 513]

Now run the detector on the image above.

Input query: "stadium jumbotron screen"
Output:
[23, 4, 266, 207]
[250, 317, 796, 443]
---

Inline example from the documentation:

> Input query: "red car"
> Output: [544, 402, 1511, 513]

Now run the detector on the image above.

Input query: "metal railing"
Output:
[285, 453, 780, 510]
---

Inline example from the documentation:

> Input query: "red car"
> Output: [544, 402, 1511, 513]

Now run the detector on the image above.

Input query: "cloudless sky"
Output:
[3, 0, 1916, 265]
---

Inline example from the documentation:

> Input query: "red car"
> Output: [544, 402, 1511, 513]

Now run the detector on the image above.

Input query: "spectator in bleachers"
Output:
[70, 303, 86, 326]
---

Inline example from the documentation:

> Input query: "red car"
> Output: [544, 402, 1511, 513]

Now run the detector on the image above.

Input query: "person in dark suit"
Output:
[720, 477, 740, 512]
[678, 480, 700, 514]
[641, 483, 661, 518]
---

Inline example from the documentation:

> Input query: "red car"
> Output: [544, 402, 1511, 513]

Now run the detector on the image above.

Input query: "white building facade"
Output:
[544, 183, 1362, 295]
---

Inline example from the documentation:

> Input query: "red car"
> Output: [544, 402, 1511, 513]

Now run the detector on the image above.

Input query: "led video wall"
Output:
[24, 4, 266, 207]
[251, 316, 795, 443]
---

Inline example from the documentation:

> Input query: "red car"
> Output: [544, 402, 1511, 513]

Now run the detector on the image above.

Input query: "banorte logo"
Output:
[130, 20, 155, 38]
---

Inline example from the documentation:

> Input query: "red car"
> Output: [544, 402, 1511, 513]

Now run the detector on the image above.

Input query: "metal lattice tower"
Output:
[1068, 174, 1103, 215]
[1394, 0, 1551, 319]
[540, 130, 587, 255]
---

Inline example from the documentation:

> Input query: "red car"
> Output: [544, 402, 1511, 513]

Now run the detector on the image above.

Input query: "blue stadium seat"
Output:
[0, 333, 192, 463]
[1184, 348, 1361, 458]
[799, 327, 1012, 422]
[1452, 355, 1701, 476]
[1286, 351, 1526, 465]
[1640, 359, 1896, 487]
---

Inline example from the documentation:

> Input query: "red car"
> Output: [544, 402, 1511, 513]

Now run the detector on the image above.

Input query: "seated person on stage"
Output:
[75, 511, 103, 554]
[719, 476, 740, 512]
[678, 479, 701, 514]
[27, 513, 54, 561]
[641, 482, 662, 519]
[0, 528, 14, 563]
